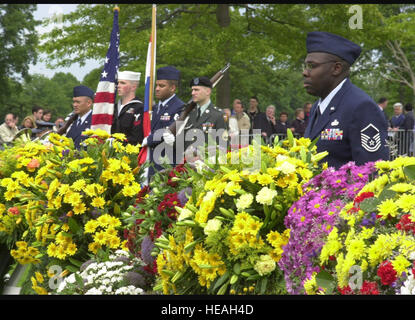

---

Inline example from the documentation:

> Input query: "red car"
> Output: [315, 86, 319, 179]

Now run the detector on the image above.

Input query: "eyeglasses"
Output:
[302, 60, 339, 71]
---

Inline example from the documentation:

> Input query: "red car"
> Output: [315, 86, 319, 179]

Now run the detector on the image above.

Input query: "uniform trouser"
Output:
[0, 243, 12, 292]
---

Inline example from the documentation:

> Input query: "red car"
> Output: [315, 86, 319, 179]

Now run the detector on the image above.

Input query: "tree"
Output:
[0, 4, 39, 104]
[38, 4, 415, 115]
[4, 72, 79, 123]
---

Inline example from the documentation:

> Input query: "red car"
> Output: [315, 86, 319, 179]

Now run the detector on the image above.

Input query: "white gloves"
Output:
[163, 130, 175, 146]
[141, 137, 148, 147]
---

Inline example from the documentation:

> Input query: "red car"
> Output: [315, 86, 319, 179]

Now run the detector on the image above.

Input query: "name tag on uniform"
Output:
[321, 128, 343, 140]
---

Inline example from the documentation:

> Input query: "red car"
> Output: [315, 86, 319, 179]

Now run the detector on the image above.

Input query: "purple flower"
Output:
[177, 187, 192, 207]
[61, 149, 70, 157]
[124, 271, 146, 288]
[279, 161, 377, 294]
[141, 235, 154, 265]
[91, 209, 102, 219]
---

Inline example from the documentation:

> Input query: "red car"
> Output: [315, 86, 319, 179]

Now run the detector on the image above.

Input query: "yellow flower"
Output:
[392, 255, 411, 276]
[71, 179, 86, 191]
[257, 173, 273, 186]
[88, 242, 101, 254]
[91, 197, 106, 209]
[377, 199, 399, 219]
[73, 202, 87, 215]
[124, 144, 140, 154]
[84, 220, 99, 233]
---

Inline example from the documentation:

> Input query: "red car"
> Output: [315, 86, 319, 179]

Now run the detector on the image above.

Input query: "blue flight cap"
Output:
[73, 85, 95, 99]
[156, 66, 180, 81]
[306, 31, 362, 65]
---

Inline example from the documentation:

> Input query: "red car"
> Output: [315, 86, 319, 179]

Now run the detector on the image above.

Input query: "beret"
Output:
[190, 76, 212, 88]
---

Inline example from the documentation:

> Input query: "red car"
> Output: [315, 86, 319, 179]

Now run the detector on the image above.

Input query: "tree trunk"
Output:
[215, 4, 231, 109]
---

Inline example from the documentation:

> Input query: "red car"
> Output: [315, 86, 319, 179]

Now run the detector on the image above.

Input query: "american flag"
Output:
[90, 7, 120, 133]
[137, 4, 156, 165]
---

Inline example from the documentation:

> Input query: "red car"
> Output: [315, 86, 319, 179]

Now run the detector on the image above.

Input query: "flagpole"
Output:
[149, 4, 156, 114]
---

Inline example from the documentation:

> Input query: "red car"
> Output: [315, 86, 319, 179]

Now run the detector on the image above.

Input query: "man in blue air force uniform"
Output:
[141, 66, 184, 180]
[303, 31, 389, 169]
[66, 85, 94, 149]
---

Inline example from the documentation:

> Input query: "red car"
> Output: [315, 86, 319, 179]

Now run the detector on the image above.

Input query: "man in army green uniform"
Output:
[163, 76, 227, 164]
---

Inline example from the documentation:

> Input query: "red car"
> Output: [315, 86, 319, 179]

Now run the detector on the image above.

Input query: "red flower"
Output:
[167, 164, 187, 187]
[360, 281, 379, 295]
[8, 207, 20, 215]
[338, 285, 354, 295]
[377, 260, 397, 286]
[353, 192, 374, 205]
[396, 214, 415, 234]
[329, 255, 336, 261]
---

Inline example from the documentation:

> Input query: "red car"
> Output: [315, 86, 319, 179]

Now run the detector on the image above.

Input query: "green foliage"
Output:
[0, 5, 39, 104]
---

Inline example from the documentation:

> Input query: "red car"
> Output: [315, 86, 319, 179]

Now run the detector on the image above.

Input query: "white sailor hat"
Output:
[117, 71, 141, 81]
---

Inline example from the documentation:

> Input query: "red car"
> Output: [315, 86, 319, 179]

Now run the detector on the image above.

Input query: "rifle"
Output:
[168, 62, 231, 136]
[56, 112, 77, 135]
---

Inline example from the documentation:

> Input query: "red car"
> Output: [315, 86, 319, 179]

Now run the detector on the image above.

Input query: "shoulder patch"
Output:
[361, 123, 381, 152]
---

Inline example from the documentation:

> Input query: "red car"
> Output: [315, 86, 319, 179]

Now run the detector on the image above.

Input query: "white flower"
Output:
[236, 193, 254, 211]
[204, 218, 222, 236]
[66, 273, 76, 284]
[254, 254, 276, 276]
[276, 160, 296, 175]
[85, 288, 102, 295]
[399, 272, 415, 295]
[177, 208, 194, 221]
[255, 187, 277, 206]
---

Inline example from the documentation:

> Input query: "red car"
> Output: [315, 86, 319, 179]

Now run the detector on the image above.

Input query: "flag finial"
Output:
[113, 5, 120, 12]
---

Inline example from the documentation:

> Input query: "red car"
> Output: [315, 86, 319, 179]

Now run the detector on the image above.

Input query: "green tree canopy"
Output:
[0, 4, 39, 104]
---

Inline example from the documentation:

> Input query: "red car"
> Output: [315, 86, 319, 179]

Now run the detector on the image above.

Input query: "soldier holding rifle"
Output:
[163, 64, 230, 164]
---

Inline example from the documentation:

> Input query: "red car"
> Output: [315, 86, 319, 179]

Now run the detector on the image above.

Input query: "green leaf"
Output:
[75, 273, 84, 289]
[259, 277, 268, 294]
[359, 197, 380, 213]
[378, 188, 396, 203]
[68, 217, 80, 234]
[212, 271, 230, 292]
[65, 265, 78, 273]
[315, 270, 336, 294]
[404, 165, 415, 181]
[68, 257, 83, 267]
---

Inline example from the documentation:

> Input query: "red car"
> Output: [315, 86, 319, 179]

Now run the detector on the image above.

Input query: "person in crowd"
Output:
[247, 96, 261, 130]
[42, 110, 52, 122]
[377, 97, 389, 126]
[223, 108, 231, 124]
[141, 66, 184, 180]
[162, 76, 227, 164]
[65, 85, 94, 149]
[253, 104, 277, 143]
[389, 102, 405, 130]
[290, 108, 307, 137]
[21, 116, 36, 129]
[303, 31, 388, 169]
[303, 102, 312, 125]
[53, 117, 65, 131]
[401, 103, 415, 155]
[111, 70, 144, 145]
[274, 111, 290, 134]
[0, 113, 19, 145]
[228, 98, 251, 146]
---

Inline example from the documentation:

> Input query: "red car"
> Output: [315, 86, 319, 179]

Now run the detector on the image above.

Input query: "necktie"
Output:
[77, 118, 82, 127]
[196, 107, 201, 121]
